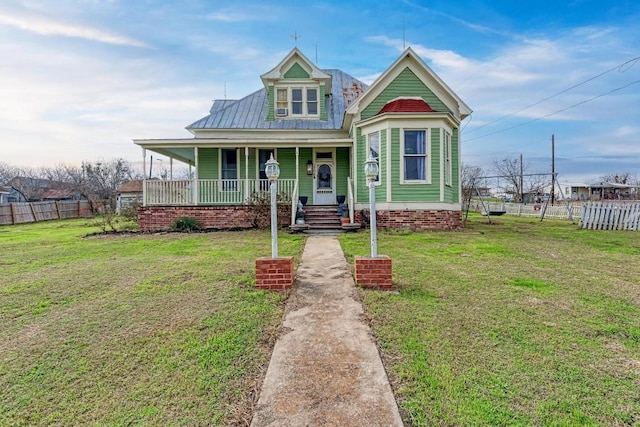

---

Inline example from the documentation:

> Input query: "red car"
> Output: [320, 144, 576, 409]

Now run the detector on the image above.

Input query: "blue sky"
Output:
[1, 0, 639, 183]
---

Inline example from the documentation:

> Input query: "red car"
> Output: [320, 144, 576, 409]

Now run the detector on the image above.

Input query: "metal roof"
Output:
[187, 69, 367, 131]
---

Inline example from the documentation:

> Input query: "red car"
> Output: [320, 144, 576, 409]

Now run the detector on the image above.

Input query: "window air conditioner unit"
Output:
[276, 108, 288, 116]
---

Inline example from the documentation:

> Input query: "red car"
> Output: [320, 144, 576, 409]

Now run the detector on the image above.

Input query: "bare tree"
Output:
[599, 172, 637, 185]
[0, 162, 20, 186]
[461, 163, 486, 201]
[82, 158, 140, 208]
[493, 156, 550, 203]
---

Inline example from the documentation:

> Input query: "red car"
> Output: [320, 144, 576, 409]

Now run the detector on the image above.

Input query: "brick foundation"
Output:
[356, 209, 461, 231]
[355, 255, 393, 290]
[255, 257, 295, 291]
[137, 205, 290, 231]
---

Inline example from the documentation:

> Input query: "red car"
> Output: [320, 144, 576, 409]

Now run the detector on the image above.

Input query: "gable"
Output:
[284, 62, 310, 79]
[345, 48, 471, 128]
[361, 68, 449, 120]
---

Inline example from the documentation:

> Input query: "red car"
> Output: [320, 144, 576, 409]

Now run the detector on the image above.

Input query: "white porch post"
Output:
[245, 147, 250, 201]
[169, 158, 173, 180]
[295, 146, 300, 187]
[193, 147, 199, 205]
[141, 148, 147, 206]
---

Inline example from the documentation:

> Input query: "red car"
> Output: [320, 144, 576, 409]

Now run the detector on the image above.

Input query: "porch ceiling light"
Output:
[364, 155, 379, 183]
[306, 160, 313, 175]
[265, 154, 280, 181]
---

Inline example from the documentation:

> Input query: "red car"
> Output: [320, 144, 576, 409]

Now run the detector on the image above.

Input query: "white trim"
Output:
[313, 148, 337, 204]
[386, 127, 392, 202]
[400, 128, 431, 184]
[440, 129, 444, 201]
[354, 202, 461, 211]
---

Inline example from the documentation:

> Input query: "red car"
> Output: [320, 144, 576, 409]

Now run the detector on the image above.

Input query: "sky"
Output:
[1, 0, 639, 184]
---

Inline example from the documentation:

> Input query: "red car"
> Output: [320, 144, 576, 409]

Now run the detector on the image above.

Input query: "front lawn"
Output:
[0, 219, 305, 426]
[340, 214, 640, 426]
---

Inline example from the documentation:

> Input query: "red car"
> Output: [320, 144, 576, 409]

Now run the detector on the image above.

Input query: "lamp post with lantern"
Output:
[364, 155, 379, 258]
[265, 153, 280, 258]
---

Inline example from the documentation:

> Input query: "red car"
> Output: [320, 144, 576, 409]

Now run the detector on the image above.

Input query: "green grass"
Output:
[339, 214, 640, 426]
[0, 219, 305, 426]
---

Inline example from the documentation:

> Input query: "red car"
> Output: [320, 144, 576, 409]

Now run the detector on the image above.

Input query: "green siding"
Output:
[284, 62, 310, 78]
[319, 85, 327, 121]
[297, 148, 313, 204]
[431, 128, 441, 191]
[197, 148, 218, 179]
[336, 147, 350, 200]
[277, 149, 297, 180]
[361, 68, 450, 120]
[266, 85, 275, 121]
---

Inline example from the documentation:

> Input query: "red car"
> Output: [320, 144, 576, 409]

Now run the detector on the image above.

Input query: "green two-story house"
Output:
[134, 47, 471, 231]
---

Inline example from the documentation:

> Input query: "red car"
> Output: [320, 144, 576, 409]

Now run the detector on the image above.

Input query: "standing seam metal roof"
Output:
[187, 69, 367, 131]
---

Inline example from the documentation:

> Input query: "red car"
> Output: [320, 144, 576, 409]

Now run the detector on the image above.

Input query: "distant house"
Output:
[115, 180, 143, 214]
[7, 177, 85, 202]
[134, 47, 472, 231]
[562, 182, 638, 201]
[0, 186, 27, 203]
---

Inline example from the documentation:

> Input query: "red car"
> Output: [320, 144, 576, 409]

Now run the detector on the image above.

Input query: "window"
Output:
[291, 88, 303, 114]
[276, 89, 288, 112]
[403, 130, 427, 182]
[274, 86, 319, 117]
[367, 132, 380, 183]
[221, 149, 237, 190]
[444, 130, 452, 186]
[307, 88, 318, 115]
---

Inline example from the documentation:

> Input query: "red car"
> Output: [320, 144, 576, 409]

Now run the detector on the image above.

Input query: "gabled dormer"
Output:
[261, 48, 332, 121]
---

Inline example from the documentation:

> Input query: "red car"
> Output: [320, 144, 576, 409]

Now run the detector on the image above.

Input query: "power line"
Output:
[466, 55, 640, 135]
[465, 79, 640, 142]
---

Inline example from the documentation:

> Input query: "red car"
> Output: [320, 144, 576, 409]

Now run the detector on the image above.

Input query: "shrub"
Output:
[171, 217, 203, 232]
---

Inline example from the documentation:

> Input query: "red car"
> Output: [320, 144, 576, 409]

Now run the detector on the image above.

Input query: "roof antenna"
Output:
[224, 81, 227, 99]
[290, 30, 300, 46]
[403, 20, 406, 50]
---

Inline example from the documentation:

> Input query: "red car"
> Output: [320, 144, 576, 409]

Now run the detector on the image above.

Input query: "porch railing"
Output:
[143, 179, 297, 206]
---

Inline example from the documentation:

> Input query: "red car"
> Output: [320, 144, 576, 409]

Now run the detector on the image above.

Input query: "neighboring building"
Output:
[562, 182, 638, 201]
[115, 180, 143, 214]
[134, 47, 472, 231]
[0, 186, 27, 203]
[7, 177, 84, 202]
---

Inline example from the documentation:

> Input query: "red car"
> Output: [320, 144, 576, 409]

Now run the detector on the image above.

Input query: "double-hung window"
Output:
[221, 149, 238, 191]
[403, 130, 428, 182]
[367, 132, 380, 183]
[444, 130, 452, 186]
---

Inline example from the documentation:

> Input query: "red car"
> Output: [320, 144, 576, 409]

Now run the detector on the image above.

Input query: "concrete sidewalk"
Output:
[251, 236, 404, 427]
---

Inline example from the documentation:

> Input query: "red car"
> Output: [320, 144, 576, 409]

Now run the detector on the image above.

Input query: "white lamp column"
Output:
[364, 155, 379, 258]
[265, 154, 280, 258]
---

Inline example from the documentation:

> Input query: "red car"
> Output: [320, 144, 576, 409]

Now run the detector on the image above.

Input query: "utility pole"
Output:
[519, 153, 524, 204]
[551, 134, 555, 205]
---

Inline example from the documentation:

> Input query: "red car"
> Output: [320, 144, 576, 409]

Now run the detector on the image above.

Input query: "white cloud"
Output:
[0, 12, 149, 47]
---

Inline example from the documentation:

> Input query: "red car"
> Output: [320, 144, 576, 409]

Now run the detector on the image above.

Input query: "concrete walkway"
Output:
[251, 236, 404, 427]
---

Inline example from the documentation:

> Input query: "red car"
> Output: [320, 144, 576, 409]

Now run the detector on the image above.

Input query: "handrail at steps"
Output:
[347, 176, 354, 223]
[290, 180, 299, 225]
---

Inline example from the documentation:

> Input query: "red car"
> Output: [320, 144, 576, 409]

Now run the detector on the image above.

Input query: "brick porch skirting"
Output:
[355, 209, 461, 231]
[137, 205, 290, 231]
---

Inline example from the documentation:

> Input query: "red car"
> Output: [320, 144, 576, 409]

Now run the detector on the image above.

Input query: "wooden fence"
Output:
[579, 202, 640, 230]
[0, 201, 93, 225]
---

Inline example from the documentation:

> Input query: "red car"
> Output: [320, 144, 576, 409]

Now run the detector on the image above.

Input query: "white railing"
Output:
[347, 176, 355, 223]
[144, 179, 296, 206]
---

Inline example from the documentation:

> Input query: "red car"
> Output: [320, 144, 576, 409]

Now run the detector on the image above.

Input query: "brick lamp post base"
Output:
[255, 257, 294, 291]
[354, 255, 393, 290]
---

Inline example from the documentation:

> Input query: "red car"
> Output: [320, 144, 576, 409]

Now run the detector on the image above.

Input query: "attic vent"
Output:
[276, 108, 288, 117]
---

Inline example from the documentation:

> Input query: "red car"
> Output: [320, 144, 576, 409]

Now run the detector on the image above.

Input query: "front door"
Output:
[314, 154, 335, 205]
